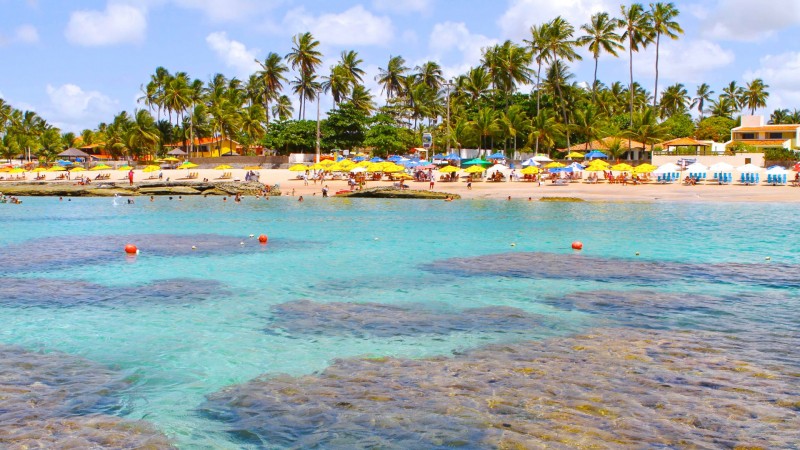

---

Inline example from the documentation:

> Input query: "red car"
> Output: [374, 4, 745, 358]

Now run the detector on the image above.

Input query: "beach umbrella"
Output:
[532, 154, 552, 163]
[487, 152, 505, 159]
[243, 165, 261, 170]
[793, 162, 800, 172]
[370, 157, 385, 163]
[736, 163, 762, 173]
[387, 155, 403, 162]
[9, 168, 25, 173]
[545, 162, 566, 168]
[520, 166, 539, 175]
[766, 166, 787, 174]
[462, 158, 491, 167]
[521, 157, 540, 167]
[350, 166, 367, 173]
[464, 165, 486, 174]
[289, 164, 310, 171]
[634, 163, 657, 174]
[214, 164, 233, 170]
[69, 167, 86, 172]
[163, 157, 181, 162]
[439, 165, 460, 173]
[568, 162, 585, 171]
[584, 150, 608, 159]
[486, 163, 510, 173]
[709, 162, 733, 173]
[610, 163, 634, 172]
[317, 159, 336, 167]
[32, 167, 47, 173]
[444, 152, 461, 161]
[178, 162, 198, 169]
[90, 164, 111, 171]
[365, 162, 385, 172]
[584, 165, 607, 172]
[143, 165, 160, 172]
[394, 173, 413, 180]
[118, 165, 133, 170]
[586, 159, 610, 167]
[382, 163, 405, 173]
[653, 162, 680, 174]
[565, 151, 585, 159]
[48, 166, 67, 172]
[685, 162, 708, 172]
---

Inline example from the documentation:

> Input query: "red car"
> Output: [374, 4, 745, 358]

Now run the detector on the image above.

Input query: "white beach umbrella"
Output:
[736, 163, 762, 173]
[766, 166, 787, 174]
[708, 162, 733, 172]
[653, 162, 680, 174]
[486, 163, 510, 174]
[532, 154, 553, 163]
[350, 166, 367, 173]
[521, 158, 540, 167]
[685, 162, 708, 172]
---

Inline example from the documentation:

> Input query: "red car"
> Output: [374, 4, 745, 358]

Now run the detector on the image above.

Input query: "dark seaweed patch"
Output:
[266, 300, 546, 338]
[0, 277, 228, 308]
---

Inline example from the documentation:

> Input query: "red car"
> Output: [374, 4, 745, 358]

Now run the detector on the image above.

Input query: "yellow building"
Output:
[166, 137, 242, 157]
[729, 116, 800, 151]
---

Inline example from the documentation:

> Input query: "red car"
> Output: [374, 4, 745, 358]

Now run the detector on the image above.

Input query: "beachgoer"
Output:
[429, 178, 435, 190]
[150, 195, 154, 202]
[298, 196, 304, 202]
[322, 185, 329, 197]
[128, 169, 134, 186]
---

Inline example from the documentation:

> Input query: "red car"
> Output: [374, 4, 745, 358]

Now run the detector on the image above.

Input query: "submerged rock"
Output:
[266, 299, 547, 338]
[337, 187, 459, 199]
[423, 251, 800, 289]
[0, 344, 174, 448]
[201, 328, 800, 449]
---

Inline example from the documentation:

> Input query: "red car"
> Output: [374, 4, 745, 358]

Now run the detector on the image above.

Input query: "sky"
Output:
[2, 0, 800, 132]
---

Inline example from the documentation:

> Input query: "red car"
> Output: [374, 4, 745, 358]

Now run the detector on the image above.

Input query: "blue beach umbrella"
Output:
[370, 157, 385, 163]
[487, 152, 505, 159]
[584, 150, 608, 160]
[432, 153, 446, 160]
[444, 153, 461, 161]
[387, 155, 403, 162]
[352, 156, 366, 162]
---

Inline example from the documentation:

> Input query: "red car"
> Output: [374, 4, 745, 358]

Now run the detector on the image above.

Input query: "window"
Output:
[741, 133, 755, 139]
[769, 132, 783, 139]
[745, 158, 752, 164]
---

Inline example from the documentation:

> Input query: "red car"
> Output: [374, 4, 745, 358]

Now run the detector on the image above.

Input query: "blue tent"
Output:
[584, 150, 608, 159]
[444, 153, 461, 161]
[370, 157, 385, 162]
[352, 156, 366, 162]
[487, 152, 505, 159]
[432, 153, 446, 159]
[387, 155, 403, 162]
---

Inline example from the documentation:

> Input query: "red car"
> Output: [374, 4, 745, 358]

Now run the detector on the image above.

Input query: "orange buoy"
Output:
[258, 234, 268, 244]
[124, 244, 138, 254]
[571, 241, 583, 250]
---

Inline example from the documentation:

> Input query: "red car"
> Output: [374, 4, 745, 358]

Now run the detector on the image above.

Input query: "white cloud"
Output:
[429, 21, 497, 69]
[498, 0, 614, 40]
[172, 0, 272, 22]
[282, 6, 394, 46]
[372, 0, 430, 14]
[635, 39, 735, 84]
[743, 51, 800, 109]
[14, 24, 39, 44]
[44, 83, 118, 131]
[65, 3, 147, 46]
[702, 0, 800, 42]
[205, 31, 261, 77]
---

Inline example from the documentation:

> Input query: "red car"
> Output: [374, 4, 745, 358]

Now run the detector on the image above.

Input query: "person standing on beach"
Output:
[429, 177, 435, 190]
[322, 185, 329, 197]
[128, 169, 134, 186]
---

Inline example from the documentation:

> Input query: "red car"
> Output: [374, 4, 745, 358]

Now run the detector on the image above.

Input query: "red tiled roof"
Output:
[561, 136, 646, 152]
[728, 139, 788, 146]
[733, 125, 800, 132]
[166, 137, 239, 147]
[660, 137, 708, 147]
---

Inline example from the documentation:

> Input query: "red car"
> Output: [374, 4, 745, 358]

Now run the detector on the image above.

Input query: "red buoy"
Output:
[258, 234, 268, 244]
[124, 244, 138, 254]
[571, 241, 583, 250]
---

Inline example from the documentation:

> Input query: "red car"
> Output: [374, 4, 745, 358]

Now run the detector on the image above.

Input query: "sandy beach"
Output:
[4, 167, 800, 202]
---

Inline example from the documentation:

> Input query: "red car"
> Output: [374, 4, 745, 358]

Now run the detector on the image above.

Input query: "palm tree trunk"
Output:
[555, 59, 571, 150]
[628, 38, 634, 154]
[592, 57, 599, 104]
[653, 32, 661, 112]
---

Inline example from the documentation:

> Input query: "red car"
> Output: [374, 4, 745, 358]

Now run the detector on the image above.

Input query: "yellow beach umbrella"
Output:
[439, 165, 460, 173]
[545, 162, 566, 168]
[289, 164, 310, 171]
[178, 162, 198, 169]
[90, 164, 111, 171]
[464, 165, 486, 173]
[32, 167, 47, 173]
[356, 160, 371, 167]
[0, 167, 10, 172]
[338, 160, 355, 169]
[48, 166, 67, 172]
[365, 162, 385, 172]
[634, 163, 657, 174]
[214, 164, 233, 170]
[328, 163, 346, 172]
[382, 164, 404, 173]
[586, 160, 610, 169]
[143, 165, 160, 172]
[10, 168, 25, 173]
[70, 167, 86, 172]
[394, 173, 413, 180]
[520, 166, 540, 175]
[317, 159, 335, 167]
[163, 157, 180, 162]
[118, 165, 133, 170]
[243, 165, 262, 170]
[584, 165, 607, 172]
[565, 151, 585, 158]
[611, 163, 634, 172]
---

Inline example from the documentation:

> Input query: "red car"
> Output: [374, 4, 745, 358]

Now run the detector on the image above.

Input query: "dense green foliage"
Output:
[0, 2, 796, 162]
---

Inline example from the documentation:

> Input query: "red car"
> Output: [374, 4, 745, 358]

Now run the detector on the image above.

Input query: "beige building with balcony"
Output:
[729, 115, 800, 151]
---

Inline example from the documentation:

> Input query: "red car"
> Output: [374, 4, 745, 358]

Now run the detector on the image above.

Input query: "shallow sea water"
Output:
[0, 196, 798, 449]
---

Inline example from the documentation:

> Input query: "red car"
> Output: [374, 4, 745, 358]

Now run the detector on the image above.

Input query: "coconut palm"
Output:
[285, 32, 322, 120]
[415, 61, 445, 93]
[708, 96, 737, 119]
[128, 109, 160, 157]
[541, 16, 581, 148]
[291, 72, 321, 120]
[272, 95, 294, 122]
[624, 108, 669, 153]
[339, 50, 365, 87]
[770, 108, 790, 124]
[525, 22, 550, 116]
[321, 65, 352, 108]
[349, 85, 376, 115]
[377, 55, 409, 101]
[720, 81, 744, 112]
[528, 109, 562, 155]
[619, 3, 654, 149]
[742, 78, 769, 115]
[459, 66, 491, 106]
[571, 105, 606, 150]
[239, 104, 266, 146]
[690, 83, 714, 119]
[577, 12, 623, 103]
[544, 60, 575, 146]
[499, 105, 529, 155]
[658, 83, 689, 119]
[650, 2, 683, 110]
[255, 52, 288, 130]
[470, 107, 500, 151]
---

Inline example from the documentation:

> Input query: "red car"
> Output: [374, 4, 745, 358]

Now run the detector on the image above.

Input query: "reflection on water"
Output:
[0, 345, 173, 448]
[202, 327, 800, 449]
[424, 252, 800, 289]
[266, 299, 549, 338]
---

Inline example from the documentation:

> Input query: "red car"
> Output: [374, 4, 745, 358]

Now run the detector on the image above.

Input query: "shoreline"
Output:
[2, 168, 800, 202]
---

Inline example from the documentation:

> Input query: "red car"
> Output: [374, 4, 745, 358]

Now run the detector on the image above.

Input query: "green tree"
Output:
[743, 78, 769, 115]
[690, 83, 714, 119]
[364, 114, 416, 156]
[322, 102, 368, 150]
[659, 83, 689, 119]
[661, 113, 694, 138]
[619, 3, 654, 149]
[286, 32, 323, 119]
[650, 2, 683, 110]
[542, 16, 581, 148]
[694, 116, 735, 141]
[470, 107, 500, 150]
[528, 109, 562, 155]
[577, 12, 623, 103]
[376, 55, 408, 101]
[255, 52, 289, 131]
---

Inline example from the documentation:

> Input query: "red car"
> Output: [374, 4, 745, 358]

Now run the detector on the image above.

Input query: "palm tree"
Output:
[571, 105, 606, 150]
[577, 12, 623, 103]
[321, 65, 352, 108]
[415, 61, 445, 92]
[619, 3, 654, 152]
[499, 105, 529, 155]
[690, 83, 714, 119]
[349, 85, 376, 115]
[742, 78, 769, 115]
[544, 59, 575, 146]
[541, 16, 581, 148]
[720, 81, 744, 112]
[460, 66, 491, 106]
[708, 96, 737, 119]
[650, 2, 683, 110]
[525, 22, 550, 116]
[339, 50, 365, 87]
[624, 108, 669, 154]
[128, 109, 160, 157]
[285, 32, 322, 119]
[770, 108, 790, 124]
[272, 95, 294, 122]
[291, 72, 321, 120]
[239, 104, 266, 150]
[528, 109, 562, 155]
[255, 52, 289, 130]
[488, 41, 532, 101]
[658, 83, 689, 119]
[470, 107, 500, 151]
[377, 55, 409, 101]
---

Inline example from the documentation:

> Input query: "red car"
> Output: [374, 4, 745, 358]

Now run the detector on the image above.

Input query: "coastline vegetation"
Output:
[0, 2, 791, 164]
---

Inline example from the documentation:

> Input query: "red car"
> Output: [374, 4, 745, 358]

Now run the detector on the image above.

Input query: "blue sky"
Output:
[2, 0, 800, 132]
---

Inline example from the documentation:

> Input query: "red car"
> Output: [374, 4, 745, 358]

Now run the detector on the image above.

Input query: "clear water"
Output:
[0, 196, 797, 448]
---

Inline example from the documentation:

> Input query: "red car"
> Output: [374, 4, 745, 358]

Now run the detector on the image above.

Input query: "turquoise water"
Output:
[1, 196, 798, 448]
